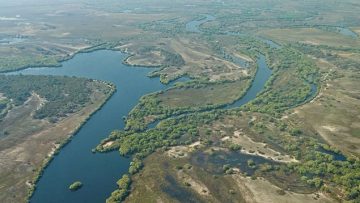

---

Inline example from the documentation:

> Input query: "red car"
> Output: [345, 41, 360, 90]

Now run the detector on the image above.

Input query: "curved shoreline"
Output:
[0, 43, 142, 74]
[2, 47, 169, 203]
[10, 50, 178, 203]
[25, 82, 116, 202]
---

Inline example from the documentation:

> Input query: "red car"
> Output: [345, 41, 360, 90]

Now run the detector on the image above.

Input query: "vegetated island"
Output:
[69, 181, 83, 191]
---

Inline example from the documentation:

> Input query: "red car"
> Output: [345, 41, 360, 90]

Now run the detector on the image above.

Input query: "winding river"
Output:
[4, 15, 279, 203]
[9, 51, 273, 203]
[185, 14, 215, 33]
[8, 51, 185, 203]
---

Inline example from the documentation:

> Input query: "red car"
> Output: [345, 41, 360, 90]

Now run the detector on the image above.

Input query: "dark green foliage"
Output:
[129, 158, 143, 175]
[116, 175, 131, 190]
[247, 159, 256, 168]
[106, 174, 131, 203]
[290, 128, 303, 136]
[228, 144, 242, 151]
[0, 99, 8, 110]
[0, 75, 93, 120]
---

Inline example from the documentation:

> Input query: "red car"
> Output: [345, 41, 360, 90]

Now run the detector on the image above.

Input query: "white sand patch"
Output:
[167, 141, 201, 158]
[167, 146, 189, 158]
[103, 141, 114, 148]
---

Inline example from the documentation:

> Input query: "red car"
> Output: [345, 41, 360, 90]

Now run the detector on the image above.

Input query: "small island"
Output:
[69, 181, 83, 191]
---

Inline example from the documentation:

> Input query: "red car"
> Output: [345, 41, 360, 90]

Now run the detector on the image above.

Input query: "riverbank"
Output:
[0, 42, 120, 74]
[8, 50, 177, 203]
[0, 80, 114, 203]
[25, 82, 116, 202]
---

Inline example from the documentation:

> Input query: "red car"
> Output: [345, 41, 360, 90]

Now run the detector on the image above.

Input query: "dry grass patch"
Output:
[169, 38, 249, 82]
[258, 28, 360, 48]
[232, 175, 335, 203]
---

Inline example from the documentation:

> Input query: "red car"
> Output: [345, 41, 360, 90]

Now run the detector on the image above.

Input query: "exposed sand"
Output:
[103, 141, 114, 148]
[167, 141, 201, 158]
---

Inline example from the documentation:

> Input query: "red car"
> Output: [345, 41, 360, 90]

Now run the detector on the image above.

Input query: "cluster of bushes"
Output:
[106, 174, 131, 203]
[69, 181, 83, 191]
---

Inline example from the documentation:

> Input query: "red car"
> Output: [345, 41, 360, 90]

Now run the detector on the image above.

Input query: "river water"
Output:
[8, 50, 179, 203]
[4, 14, 277, 203]
[7, 49, 273, 202]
